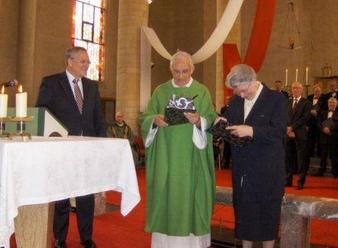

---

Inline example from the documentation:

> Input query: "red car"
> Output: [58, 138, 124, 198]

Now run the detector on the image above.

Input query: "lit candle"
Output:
[0, 86, 8, 118]
[285, 68, 288, 87]
[305, 67, 309, 85]
[16, 85, 27, 118]
[295, 68, 299, 82]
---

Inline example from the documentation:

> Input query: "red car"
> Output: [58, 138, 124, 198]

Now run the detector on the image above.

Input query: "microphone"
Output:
[1, 79, 18, 87]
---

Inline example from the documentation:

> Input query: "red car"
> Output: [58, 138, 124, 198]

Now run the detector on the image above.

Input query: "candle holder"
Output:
[0, 117, 11, 138]
[9, 116, 33, 141]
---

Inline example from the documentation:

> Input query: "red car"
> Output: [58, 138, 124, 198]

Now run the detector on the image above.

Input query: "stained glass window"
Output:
[72, 0, 105, 81]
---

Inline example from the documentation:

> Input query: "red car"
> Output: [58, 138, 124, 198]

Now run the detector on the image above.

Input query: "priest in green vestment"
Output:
[140, 51, 217, 248]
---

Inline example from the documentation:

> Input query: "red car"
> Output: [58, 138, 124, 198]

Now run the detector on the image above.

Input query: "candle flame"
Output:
[18, 84, 23, 93]
[1, 86, 4, 94]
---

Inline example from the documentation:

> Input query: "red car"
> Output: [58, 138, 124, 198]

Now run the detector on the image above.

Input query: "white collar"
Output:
[171, 77, 193, 88]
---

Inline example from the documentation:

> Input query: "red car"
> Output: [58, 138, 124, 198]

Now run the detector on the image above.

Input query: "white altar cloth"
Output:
[0, 136, 140, 247]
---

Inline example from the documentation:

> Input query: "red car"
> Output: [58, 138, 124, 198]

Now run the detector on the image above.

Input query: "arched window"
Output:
[72, 0, 105, 81]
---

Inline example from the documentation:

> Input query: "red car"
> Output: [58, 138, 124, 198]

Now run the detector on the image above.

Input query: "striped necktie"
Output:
[292, 98, 298, 110]
[72, 78, 83, 114]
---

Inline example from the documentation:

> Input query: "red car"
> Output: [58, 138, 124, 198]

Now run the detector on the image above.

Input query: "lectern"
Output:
[6, 107, 68, 137]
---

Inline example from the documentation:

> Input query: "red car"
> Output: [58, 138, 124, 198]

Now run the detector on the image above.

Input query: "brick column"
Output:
[116, 0, 148, 133]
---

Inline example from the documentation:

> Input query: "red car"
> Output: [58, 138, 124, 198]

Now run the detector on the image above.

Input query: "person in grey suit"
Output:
[219, 64, 287, 248]
[36, 47, 106, 248]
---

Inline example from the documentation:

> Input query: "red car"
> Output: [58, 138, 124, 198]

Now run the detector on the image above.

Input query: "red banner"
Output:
[223, 0, 276, 103]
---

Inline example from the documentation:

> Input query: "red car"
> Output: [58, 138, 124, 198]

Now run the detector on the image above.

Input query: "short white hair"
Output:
[170, 51, 194, 71]
[226, 64, 257, 89]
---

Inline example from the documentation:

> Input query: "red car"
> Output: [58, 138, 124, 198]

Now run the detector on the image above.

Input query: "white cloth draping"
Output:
[151, 233, 211, 248]
[0, 136, 140, 248]
[141, 0, 244, 64]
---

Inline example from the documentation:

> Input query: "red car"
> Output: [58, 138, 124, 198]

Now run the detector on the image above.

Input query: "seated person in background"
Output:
[107, 111, 134, 143]
[315, 97, 338, 177]
[220, 96, 231, 169]
[273, 80, 289, 99]
[107, 111, 138, 164]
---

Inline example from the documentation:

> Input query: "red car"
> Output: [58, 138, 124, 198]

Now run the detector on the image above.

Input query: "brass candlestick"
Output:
[0, 117, 10, 138]
[10, 116, 33, 141]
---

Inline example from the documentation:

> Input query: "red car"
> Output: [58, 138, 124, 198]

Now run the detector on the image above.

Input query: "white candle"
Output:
[305, 67, 309, 85]
[0, 86, 8, 118]
[285, 68, 288, 87]
[16, 85, 27, 118]
[295, 68, 299, 82]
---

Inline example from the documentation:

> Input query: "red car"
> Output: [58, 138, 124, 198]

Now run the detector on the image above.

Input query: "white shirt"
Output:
[66, 70, 84, 98]
[244, 82, 263, 121]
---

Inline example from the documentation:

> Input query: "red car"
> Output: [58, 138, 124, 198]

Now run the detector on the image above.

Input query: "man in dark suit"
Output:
[322, 80, 338, 111]
[315, 97, 338, 177]
[285, 82, 311, 190]
[36, 47, 106, 248]
[220, 64, 287, 248]
[273, 80, 289, 99]
[306, 84, 325, 158]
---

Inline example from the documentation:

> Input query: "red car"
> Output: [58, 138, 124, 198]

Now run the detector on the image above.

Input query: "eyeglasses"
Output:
[172, 68, 190, 76]
[71, 58, 91, 65]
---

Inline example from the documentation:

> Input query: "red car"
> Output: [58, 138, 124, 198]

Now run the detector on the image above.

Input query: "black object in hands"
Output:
[207, 120, 252, 146]
[165, 108, 196, 125]
[164, 94, 197, 125]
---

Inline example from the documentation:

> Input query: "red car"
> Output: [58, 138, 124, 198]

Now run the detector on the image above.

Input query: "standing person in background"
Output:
[285, 82, 311, 190]
[307, 84, 325, 158]
[140, 51, 217, 248]
[325, 80, 338, 102]
[36, 47, 106, 248]
[316, 97, 338, 177]
[219, 64, 287, 248]
[273, 80, 289, 99]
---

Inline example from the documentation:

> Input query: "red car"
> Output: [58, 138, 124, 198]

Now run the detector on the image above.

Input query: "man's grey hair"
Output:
[65, 46, 87, 61]
[226, 64, 257, 89]
[170, 51, 194, 71]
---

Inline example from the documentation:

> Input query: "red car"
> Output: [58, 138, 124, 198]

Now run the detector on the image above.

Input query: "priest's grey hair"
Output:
[226, 64, 257, 89]
[170, 51, 194, 71]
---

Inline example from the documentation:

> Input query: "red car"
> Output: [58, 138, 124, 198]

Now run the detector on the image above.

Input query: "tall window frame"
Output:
[72, 0, 106, 81]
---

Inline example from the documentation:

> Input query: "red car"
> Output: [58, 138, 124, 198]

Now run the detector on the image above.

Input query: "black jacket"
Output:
[36, 72, 106, 137]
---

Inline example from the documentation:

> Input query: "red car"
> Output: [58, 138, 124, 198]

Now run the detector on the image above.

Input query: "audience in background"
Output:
[316, 97, 338, 177]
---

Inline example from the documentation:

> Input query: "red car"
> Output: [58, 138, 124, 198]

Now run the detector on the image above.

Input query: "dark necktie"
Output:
[292, 98, 298, 110]
[72, 78, 83, 114]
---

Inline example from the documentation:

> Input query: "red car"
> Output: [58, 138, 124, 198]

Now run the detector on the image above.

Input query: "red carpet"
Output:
[10, 168, 338, 247]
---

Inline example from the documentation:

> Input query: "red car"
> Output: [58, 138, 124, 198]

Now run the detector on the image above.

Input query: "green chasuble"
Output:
[140, 80, 217, 236]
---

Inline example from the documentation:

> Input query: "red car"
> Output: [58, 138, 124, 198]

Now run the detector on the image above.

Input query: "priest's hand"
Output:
[184, 112, 201, 128]
[154, 115, 168, 128]
[226, 125, 253, 138]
